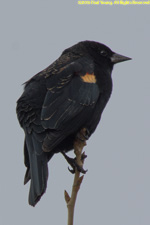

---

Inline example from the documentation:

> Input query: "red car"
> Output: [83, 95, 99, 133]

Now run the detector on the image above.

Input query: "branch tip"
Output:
[64, 190, 71, 203]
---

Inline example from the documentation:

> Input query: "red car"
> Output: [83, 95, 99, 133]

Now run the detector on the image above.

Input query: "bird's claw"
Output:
[81, 151, 87, 161]
[62, 151, 88, 174]
[68, 163, 88, 174]
[68, 167, 75, 174]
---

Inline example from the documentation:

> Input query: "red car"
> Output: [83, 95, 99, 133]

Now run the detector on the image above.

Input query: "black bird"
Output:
[16, 40, 131, 206]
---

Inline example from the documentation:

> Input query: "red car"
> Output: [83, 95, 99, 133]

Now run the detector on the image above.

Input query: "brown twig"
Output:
[64, 128, 87, 225]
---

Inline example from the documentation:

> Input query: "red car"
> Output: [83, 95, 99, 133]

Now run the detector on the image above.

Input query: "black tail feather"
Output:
[28, 152, 48, 206]
[25, 133, 53, 206]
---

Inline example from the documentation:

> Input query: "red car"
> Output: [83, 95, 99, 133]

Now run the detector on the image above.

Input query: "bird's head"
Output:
[80, 40, 132, 66]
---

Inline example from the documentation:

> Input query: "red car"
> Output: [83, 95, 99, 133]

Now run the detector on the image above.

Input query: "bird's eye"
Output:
[100, 50, 108, 57]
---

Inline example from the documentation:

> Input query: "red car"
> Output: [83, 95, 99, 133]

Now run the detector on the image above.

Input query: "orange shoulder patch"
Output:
[81, 73, 96, 83]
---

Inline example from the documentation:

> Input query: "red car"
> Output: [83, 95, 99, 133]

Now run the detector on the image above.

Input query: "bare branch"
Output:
[65, 128, 87, 225]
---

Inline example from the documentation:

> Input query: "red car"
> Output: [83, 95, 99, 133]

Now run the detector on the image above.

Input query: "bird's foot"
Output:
[61, 151, 87, 174]
[76, 127, 90, 141]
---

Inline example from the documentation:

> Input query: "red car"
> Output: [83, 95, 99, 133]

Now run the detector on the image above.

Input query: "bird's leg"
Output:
[61, 128, 88, 174]
[76, 127, 90, 141]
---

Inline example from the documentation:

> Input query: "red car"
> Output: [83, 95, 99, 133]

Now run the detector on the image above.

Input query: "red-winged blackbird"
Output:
[16, 40, 131, 206]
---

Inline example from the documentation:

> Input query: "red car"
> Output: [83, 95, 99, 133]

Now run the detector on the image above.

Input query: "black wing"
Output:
[41, 57, 100, 151]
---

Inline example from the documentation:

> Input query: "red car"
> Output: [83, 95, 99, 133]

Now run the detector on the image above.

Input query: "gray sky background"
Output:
[1, 1, 150, 225]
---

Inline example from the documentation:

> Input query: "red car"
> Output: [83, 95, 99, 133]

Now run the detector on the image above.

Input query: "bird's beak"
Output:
[111, 53, 132, 64]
